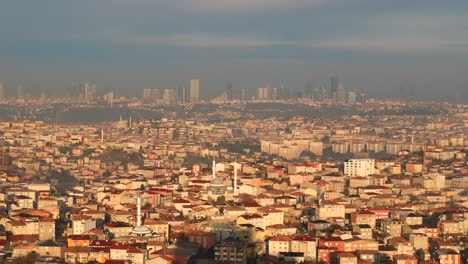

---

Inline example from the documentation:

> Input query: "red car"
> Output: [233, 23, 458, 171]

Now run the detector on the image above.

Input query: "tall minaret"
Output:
[234, 160, 238, 195]
[101, 129, 104, 143]
[136, 192, 142, 227]
[131, 191, 151, 235]
[212, 158, 216, 179]
[129, 116, 132, 128]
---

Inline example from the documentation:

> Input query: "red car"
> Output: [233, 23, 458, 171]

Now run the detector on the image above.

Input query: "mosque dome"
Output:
[131, 225, 152, 236]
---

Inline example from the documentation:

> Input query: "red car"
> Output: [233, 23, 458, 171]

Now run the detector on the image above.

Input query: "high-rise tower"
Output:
[330, 76, 339, 100]
[190, 79, 200, 102]
[241, 89, 246, 101]
[17, 85, 23, 99]
[0, 81, 4, 100]
[226, 81, 233, 100]
[336, 80, 346, 103]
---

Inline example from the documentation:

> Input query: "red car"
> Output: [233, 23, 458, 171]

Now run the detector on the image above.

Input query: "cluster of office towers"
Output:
[304, 76, 366, 103]
[0, 77, 366, 103]
[0, 81, 24, 100]
[142, 79, 200, 104]
[258, 76, 366, 103]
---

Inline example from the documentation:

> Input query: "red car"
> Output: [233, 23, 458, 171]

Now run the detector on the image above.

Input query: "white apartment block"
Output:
[344, 159, 375, 177]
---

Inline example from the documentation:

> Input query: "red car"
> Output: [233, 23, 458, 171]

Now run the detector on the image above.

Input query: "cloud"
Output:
[128, 34, 277, 48]
[3, 0, 468, 57]
[176, 0, 360, 13]
[122, 32, 468, 55]
[324, 12, 468, 55]
[316, 37, 468, 55]
[182, 0, 324, 9]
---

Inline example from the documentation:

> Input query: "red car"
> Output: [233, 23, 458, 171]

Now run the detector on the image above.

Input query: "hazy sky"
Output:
[0, 0, 467, 101]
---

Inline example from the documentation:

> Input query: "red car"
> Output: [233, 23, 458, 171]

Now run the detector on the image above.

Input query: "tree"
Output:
[408, 195, 419, 203]
[300, 151, 318, 160]
[102, 170, 111, 177]
[217, 140, 261, 154]
[83, 148, 94, 156]
[328, 224, 342, 232]
[98, 148, 143, 167]
[49, 170, 78, 194]
[59, 146, 72, 154]
[12, 252, 39, 264]
[104, 213, 111, 223]
[321, 136, 330, 144]
[216, 195, 226, 204]
[182, 154, 210, 168]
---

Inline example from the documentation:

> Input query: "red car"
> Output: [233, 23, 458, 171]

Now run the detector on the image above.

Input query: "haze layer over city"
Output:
[1, 0, 468, 102]
[0, 1, 466, 264]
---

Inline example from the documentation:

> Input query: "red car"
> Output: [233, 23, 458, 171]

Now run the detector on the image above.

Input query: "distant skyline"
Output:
[1, 0, 467, 102]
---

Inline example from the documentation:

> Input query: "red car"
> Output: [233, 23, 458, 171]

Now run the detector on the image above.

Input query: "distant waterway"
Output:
[56, 107, 165, 124]
[0, 102, 447, 124]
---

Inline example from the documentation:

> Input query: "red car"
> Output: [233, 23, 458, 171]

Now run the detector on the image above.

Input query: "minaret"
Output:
[129, 116, 132, 128]
[101, 129, 104, 143]
[234, 161, 238, 195]
[212, 158, 216, 180]
[137, 192, 142, 226]
[131, 191, 152, 236]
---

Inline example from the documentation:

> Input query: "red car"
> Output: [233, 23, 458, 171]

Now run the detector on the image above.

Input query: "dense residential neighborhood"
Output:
[0, 99, 465, 264]
[1, 0, 468, 262]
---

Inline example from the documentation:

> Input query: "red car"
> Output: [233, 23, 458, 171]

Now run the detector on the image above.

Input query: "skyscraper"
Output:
[152, 89, 162, 100]
[0, 81, 4, 100]
[257, 87, 269, 99]
[104, 91, 114, 107]
[305, 81, 313, 99]
[142, 88, 152, 99]
[80, 82, 89, 102]
[190, 79, 200, 102]
[241, 88, 246, 101]
[163, 89, 177, 105]
[336, 80, 346, 103]
[182, 86, 186, 103]
[17, 85, 23, 99]
[88, 83, 97, 101]
[177, 83, 186, 103]
[330, 76, 339, 99]
[272, 87, 278, 100]
[226, 81, 233, 101]
[348, 91, 357, 104]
